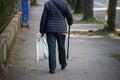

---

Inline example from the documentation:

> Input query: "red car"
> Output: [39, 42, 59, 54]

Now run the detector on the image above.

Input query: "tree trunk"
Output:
[104, 0, 117, 32]
[83, 0, 94, 20]
[71, 0, 76, 9]
[74, 0, 84, 13]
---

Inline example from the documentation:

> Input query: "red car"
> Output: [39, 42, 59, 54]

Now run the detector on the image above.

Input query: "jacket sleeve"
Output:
[65, 4, 73, 26]
[39, 3, 48, 34]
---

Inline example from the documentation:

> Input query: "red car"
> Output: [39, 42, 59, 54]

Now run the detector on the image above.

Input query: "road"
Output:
[94, 0, 120, 28]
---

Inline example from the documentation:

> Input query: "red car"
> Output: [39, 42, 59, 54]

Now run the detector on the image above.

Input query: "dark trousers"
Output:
[46, 33, 67, 70]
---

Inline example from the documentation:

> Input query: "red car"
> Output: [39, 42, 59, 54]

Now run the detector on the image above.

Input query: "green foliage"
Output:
[81, 17, 101, 24]
[74, 13, 83, 16]
[73, 13, 104, 24]
[0, 0, 16, 28]
[30, 0, 37, 5]
[96, 29, 120, 38]
[84, 18, 104, 24]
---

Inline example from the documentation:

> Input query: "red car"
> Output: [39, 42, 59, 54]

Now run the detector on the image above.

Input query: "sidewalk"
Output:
[6, 0, 120, 80]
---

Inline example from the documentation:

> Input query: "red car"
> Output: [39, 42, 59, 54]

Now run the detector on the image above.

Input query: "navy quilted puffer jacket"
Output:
[40, 0, 73, 34]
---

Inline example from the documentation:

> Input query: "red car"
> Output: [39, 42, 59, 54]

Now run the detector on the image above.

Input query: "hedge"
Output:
[0, 0, 17, 28]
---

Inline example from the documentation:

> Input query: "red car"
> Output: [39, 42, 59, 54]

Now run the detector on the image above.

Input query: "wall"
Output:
[0, 11, 21, 78]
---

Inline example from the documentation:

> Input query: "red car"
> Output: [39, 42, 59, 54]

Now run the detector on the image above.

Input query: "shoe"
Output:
[49, 69, 55, 74]
[61, 64, 67, 70]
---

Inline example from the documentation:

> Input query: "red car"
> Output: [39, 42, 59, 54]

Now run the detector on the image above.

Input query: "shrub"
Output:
[0, 0, 16, 28]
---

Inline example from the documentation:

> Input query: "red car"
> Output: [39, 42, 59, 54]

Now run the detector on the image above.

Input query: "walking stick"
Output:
[67, 25, 71, 59]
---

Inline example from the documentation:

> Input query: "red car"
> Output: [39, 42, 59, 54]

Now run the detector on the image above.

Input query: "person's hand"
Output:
[68, 22, 73, 26]
[41, 33, 44, 37]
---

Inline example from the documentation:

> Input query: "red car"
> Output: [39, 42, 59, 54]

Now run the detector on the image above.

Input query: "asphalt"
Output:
[5, 0, 120, 80]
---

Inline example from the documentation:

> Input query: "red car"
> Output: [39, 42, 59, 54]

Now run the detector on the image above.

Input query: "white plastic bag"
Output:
[35, 33, 49, 61]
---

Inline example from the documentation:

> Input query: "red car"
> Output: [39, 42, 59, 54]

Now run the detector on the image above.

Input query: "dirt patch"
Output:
[109, 54, 120, 62]
[70, 30, 96, 36]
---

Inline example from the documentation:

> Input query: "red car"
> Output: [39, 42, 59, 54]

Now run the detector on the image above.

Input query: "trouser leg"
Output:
[46, 33, 56, 70]
[57, 34, 67, 65]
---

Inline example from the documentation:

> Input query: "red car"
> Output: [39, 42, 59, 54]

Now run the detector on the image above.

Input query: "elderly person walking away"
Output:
[39, 0, 73, 74]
